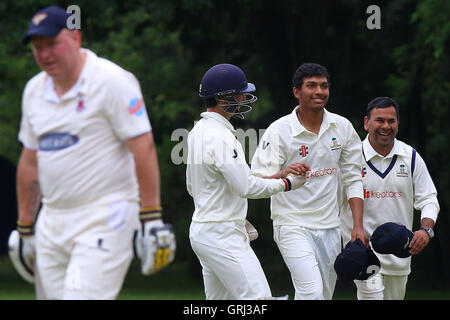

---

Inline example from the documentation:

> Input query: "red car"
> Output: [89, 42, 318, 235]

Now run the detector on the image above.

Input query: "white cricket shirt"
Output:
[19, 49, 151, 209]
[186, 112, 287, 223]
[251, 106, 364, 229]
[340, 137, 439, 275]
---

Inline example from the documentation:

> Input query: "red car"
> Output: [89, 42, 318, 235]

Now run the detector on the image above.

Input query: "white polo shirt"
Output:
[251, 106, 364, 229]
[340, 137, 439, 275]
[19, 48, 151, 209]
[186, 112, 288, 223]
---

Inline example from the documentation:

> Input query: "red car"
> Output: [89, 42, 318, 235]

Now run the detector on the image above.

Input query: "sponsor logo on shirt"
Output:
[128, 98, 145, 116]
[396, 164, 409, 177]
[362, 167, 367, 177]
[39, 133, 79, 151]
[307, 167, 337, 178]
[364, 188, 403, 199]
[299, 145, 308, 157]
[330, 137, 342, 150]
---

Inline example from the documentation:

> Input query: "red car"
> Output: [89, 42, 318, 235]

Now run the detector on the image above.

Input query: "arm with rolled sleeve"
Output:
[408, 151, 439, 254]
[412, 151, 440, 223]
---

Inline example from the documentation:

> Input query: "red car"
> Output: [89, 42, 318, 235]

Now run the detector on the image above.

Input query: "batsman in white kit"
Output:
[251, 63, 368, 300]
[186, 63, 310, 300]
[340, 97, 440, 299]
[8, 5, 175, 299]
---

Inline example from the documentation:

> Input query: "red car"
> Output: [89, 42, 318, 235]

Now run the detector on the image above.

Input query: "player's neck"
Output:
[368, 136, 394, 157]
[53, 51, 86, 98]
[207, 106, 233, 121]
[297, 105, 324, 134]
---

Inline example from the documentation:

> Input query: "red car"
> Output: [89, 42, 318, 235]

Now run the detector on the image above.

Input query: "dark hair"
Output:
[366, 97, 400, 120]
[292, 63, 330, 88]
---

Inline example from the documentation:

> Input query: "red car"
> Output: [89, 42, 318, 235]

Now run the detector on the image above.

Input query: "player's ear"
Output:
[293, 86, 301, 100]
[68, 29, 82, 48]
[364, 116, 369, 131]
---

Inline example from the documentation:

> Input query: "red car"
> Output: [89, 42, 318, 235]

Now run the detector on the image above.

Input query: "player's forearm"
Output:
[16, 150, 41, 223]
[420, 217, 435, 229]
[348, 197, 364, 230]
[127, 133, 161, 208]
[136, 153, 161, 208]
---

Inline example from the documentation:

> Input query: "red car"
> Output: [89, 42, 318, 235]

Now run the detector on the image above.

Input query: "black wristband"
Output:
[282, 178, 292, 191]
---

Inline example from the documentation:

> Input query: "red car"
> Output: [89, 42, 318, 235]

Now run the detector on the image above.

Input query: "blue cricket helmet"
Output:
[199, 63, 257, 119]
[199, 63, 255, 98]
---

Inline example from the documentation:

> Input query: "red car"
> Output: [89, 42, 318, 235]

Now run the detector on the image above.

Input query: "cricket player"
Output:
[340, 97, 440, 300]
[187, 63, 310, 300]
[9, 5, 175, 299]
[251, 63, 367, 300]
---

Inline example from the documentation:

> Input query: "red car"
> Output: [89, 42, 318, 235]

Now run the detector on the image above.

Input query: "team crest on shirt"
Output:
[330, 137, 342, 150]
[299, 145, 308, 157]
[76, 95, 85, 112]
[396, 164, 408, 177]
[128, 98, 145, 116]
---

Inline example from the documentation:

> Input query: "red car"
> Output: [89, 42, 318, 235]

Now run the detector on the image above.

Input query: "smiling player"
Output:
[340, 97, 440, 299]
[251, 63, 367, 300]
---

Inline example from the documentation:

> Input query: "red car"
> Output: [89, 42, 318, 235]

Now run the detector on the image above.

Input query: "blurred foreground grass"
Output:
[1, 256, 449, 300]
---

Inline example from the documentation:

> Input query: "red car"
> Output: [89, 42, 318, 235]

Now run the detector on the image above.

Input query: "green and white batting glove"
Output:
[8, 220, 35, 283]
[133, 207, 176, 275]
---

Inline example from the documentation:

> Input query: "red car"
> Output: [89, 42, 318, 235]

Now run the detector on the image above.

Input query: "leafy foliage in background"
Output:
[0, 0, 448, 288]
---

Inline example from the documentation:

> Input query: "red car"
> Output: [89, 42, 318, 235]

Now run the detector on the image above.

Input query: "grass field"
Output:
[1, 256, 449, 300]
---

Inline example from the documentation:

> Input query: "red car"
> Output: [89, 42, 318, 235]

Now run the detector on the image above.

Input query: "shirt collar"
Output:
[200, 111, 236, 133]
[77, 48, 96, 95]
[42, 48, 95, 103]
[289, 105, 336, 136]
[363, 136, 408, 161]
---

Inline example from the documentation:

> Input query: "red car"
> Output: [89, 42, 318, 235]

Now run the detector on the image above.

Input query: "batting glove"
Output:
[133, 207, 176, 275]
[283, 173, 309, 191]
[8, 221, 35, 283]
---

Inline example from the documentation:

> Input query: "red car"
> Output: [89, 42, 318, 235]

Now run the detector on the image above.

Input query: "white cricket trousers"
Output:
[354, 273, 408, 300]
[274, 225, 340, 300]
[35, 200, 140, 299]
[189, 220, 272, 300]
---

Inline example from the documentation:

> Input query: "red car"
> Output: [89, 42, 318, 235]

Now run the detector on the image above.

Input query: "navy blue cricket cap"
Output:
[371, 222, 414, 258]
[334, 239, 381, 282]
[23, 5, 71, 44]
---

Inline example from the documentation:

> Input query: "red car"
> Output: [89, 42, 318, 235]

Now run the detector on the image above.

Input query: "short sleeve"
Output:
[18, 84, 39, 149]
[104, 71, 152, 141]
